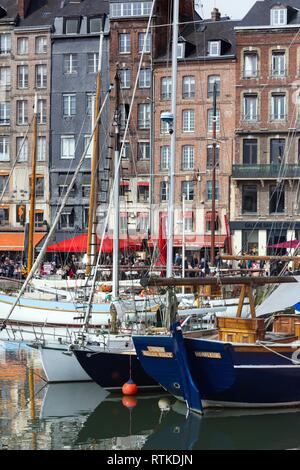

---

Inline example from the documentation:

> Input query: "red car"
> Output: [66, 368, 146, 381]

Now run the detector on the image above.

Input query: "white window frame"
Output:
[0, 34, 11, 55]
[138, 32, 151, 53]
[17, 37, 28, 55]
[138, 103, 150, 129]
[208, 41, 221, 57]
[37, 136, 46, 161]
[182, 76, 195, 99]
[271, 94, 286, 121]
[16, 136, 28, 162]
[61, 135, 75, 159]
[138, 68, 151, 88]
[16, 100, 28, 125]
[0, 101, 10, 125]
[35, 64, 47, 89]
[119, 69, 131, 89]
[63, 94, 76, 117]
[208, 108, 220, 132]
[0, 136, 10, 161]
[160, 146, 170, 171]
[36, 36, 47, 54]
[0, 66, 11, 88]
[182, 145, 195, 170]
[63, 54, 78, 74]
[271, 8, 287, 26]
[243, 94, 258, 121]
[119, 33, 131, 54]
[138, 141, 150, 160]
[182, 109, 195, 133]
[17, 65, 28, 89]
[244, 53, 258, 78]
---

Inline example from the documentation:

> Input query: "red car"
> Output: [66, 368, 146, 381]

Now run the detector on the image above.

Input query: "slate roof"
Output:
[240, 0, 300, 27]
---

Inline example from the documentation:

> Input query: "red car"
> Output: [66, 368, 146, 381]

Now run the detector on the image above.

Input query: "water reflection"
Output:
[2, 343, 300, 450]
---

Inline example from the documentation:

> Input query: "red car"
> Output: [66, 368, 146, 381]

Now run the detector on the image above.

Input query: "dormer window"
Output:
[208, 41, 221, 57]
[65, 19, 80, 35]
[89, 17, 102, 34]
[271, 7, 287, 26]
[177, 43, 185, 59]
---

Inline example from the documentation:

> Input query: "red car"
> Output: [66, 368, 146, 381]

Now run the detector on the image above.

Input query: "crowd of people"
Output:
[0, 256, 27, 279]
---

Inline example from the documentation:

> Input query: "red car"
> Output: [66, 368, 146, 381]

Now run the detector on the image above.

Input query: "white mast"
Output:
[166, 0, 179, 278]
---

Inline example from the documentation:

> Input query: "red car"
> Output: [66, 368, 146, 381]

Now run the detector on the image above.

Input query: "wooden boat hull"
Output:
[133, 329, 300, 412]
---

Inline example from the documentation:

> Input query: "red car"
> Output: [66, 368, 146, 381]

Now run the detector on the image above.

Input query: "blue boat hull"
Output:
[133, 331, 300, 412]
[73, 349, 159, 390]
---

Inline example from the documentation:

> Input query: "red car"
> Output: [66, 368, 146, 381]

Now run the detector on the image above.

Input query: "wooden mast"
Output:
[86, 31, 104, 276]
[27, 94, 38, 273]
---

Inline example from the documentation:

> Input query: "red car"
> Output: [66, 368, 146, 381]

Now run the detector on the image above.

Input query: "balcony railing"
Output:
[232, 164, 300, 179]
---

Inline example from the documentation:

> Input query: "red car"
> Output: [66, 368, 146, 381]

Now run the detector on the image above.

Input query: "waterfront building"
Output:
[50, 1, 110, 245]
[232, 0, 300, 256]
[0, 0, 52, 253]
[152, 7, 237, 259]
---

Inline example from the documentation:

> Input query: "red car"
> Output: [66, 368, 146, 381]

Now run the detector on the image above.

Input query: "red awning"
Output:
[137, 182, 150, 187]
[268, 240, 300, 249]
[120, 181, 129, 186]
[47, 234, 142, 253]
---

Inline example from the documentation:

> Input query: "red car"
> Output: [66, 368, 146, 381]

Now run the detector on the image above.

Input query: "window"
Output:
[271, 8, 287, 26]
[0, 207, 9, 225]
[16, 137, 28, 161]
[17, 37, 28, 55]
[87, 53, 99, 73]
[84, 135, 92, 158]
[60, 209, 75, 229]
[120, 69, 131, 89]
[208, 109, 220, 132]
[17, 65, 28, 89]
[161, 77, 172, 100]
[136, 213, 149, 232]
[63, 54, 78, 74]
[182, 146, 194, 170]
[138, 103, 150, 129]
[65, 19, 79, 35]
[110, 2, 152, 18]
[36, 36, 47, 54]
[37, 99, 47, 125]
[207, 145, 220, 168]
[83, 207, 89, 228]
[0, 34, 11, 55]
[63, 94, 76, 116]
[0, 67, 11, 88]
[242, 185, 257, 213]
[272, 51, 286, 76]
[160, 110, 170, 134]
[138, 142, 150, 160]
[119, 33, 131, 54]
[82, 185, 91, 198]
[120, 103, 129, 130]
[243, 139, 258, 164]
[0, 175, 8, 194]
[208, 41, 221, 56]
[37, 136, 46, 161]
[61, 136, 75, 159]
[139, 68, 151, 88]
[207, 181, 219, 200]
[35, 64, 47, 88]
[177, 43, 185, 59]
[243, 94, 258, 121]
[35, 177, 44, 198]
[120, 183, 129, 197]
[243, 53, 258, 78]
[35, 211, 44, 228]
[86, 93, 96, 115]
[137, 185, 149, 203]
[160, 146, 170, 171]
[160, 181, 169, 201]
[270, 138, 285, 164]
[0, 136, 9, 161]
[208, 75, 220, 97]
[0, 102, 10, 125]
[16, 100, 28, 125]
[89, 17, 101, 33]
[121, 142, 130, 159]
[184, 214, 194, 233]
[120, 213, 128, 233]
[59, 185, 76, 198]
[182, 109, 195, 132]
[138, 32, 151, 53]
[270, 184, 285, 213]
[182, 76, 195, 99]
[271, 94, 286, 120]
[182, 181, 194, 201]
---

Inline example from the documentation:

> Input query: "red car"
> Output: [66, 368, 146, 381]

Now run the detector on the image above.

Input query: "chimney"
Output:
[211, 7, 221, 21]
[18, 0, 31, 19]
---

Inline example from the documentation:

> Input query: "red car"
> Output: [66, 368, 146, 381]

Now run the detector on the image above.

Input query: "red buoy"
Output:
[122, 396, 138, 409]
[122, 379, 138, 396]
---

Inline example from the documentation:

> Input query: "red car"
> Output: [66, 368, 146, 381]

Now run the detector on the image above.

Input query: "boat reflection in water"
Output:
[75, 395, 300, 450]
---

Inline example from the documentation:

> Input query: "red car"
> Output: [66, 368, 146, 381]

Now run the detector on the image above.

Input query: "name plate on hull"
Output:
[195, 351, 222, 359]
[142, 346, 174, 359]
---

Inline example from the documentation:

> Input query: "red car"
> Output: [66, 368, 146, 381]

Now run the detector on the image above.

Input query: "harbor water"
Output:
[1, 343, 300, 451]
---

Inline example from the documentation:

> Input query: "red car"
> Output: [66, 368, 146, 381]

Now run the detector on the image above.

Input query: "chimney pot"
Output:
[211, 7, 221, 21]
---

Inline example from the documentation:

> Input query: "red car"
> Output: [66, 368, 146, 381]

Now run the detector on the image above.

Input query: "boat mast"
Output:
[27, 94, 38, 273]
[86, 30, 104, 276]
[112, 69, 120, 300]
[166, 0, 179, 278]
[210, 80, 218, 267]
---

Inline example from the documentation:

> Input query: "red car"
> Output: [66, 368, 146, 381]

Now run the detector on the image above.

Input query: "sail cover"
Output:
[256, 276, 300, 317]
